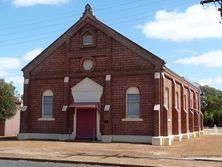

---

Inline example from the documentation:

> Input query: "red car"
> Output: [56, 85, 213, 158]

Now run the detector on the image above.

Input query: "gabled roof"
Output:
[22, 4, 165, 73]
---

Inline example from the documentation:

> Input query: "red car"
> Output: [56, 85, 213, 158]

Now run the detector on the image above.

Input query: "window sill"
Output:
[38, 117, 55, 121]
[121, 118, 143, 122]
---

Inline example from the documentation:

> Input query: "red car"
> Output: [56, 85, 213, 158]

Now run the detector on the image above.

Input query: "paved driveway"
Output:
[0, 134, 221, 167]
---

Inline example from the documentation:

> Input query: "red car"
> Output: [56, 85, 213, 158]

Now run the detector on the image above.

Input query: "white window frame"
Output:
[41, 90, 54, 119]
[83, 34, 93, 46]
[184, 94, 188, 111]
[126, 87, 140, 119]
[175, 91, 179, 109]
[164, 87, 169, 110]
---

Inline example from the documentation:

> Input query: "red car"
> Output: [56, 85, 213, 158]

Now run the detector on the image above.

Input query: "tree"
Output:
[0, 79, 17, 120]
[200, 85, 222, 127]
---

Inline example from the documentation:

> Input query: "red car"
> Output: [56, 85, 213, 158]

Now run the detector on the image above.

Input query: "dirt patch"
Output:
[0, 134, 221, 167]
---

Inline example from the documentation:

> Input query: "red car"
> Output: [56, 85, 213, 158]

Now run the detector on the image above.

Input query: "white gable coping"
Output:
[62, 105, 68, 112]
[24, 79, 29, 84]
[104, 105, 110, 111]
[105, 75, 111, 81]
[154, 72, 160, 79]
[71, 77, 103, 103]
[64, 77, 69, 83]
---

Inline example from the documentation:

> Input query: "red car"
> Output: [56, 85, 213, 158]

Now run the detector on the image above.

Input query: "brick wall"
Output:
[21, 15, 202, 137]
[163, 71, 202, 136]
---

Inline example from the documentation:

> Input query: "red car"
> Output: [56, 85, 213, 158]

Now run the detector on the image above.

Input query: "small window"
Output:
[190, 99, 193, 109]
[184, 95, 187, 110]
[83, 59, 93, 71]
[42, 90, 53, 118]
[175, 92, 179, 109]
[164, 87, 169, 109]
[126, 87, 140, 118]
[83, 34, 93, 45]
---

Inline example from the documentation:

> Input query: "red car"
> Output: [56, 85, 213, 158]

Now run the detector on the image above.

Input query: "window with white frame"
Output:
[164, 87, 169, 109]
[83, 33, 93, 46]
[184, 95, 187, 110]
[126, 87, 140, 118]
[175, 92, 179, 109]
[42, 90, 53, 118]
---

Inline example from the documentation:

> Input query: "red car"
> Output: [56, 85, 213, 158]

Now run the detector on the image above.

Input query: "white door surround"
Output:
[71, 77, 103, 140]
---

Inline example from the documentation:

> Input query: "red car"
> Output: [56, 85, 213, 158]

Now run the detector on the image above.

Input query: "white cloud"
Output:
[0, 71, 7, 78]
[13, 0, 69, 7]
[137, 4, 222, 41]
[198, 76, 222, 86]
[176, 50, 222, 67]
[0, 57, 21, 70]
[22, 48, 43, 62]
[5, 76, 24, 84]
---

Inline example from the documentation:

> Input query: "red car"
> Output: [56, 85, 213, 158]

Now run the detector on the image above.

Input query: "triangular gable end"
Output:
[22, 4, 165, 75]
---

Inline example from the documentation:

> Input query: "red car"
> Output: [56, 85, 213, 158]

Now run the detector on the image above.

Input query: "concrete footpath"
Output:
[0, 134, 221, 167]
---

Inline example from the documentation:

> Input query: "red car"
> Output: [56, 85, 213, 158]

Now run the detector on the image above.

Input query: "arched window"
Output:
[164, 87, 169, 109]
[126, 87, 140, 118]
[175, 92, 179, 109]
[42, 90, 53, 118]
[83, 33, 93, 46]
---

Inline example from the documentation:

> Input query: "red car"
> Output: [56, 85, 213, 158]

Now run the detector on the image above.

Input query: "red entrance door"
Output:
[76, 108, 97, 139]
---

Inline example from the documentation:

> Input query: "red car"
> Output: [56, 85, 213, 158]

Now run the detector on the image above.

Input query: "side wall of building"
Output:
[162, 70, 203, 138]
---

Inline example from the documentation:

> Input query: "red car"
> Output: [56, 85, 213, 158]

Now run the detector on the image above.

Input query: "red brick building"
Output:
[18, 4, 204, 145]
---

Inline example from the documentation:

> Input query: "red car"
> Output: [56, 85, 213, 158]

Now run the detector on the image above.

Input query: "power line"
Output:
[200, 0, 222, 19]
[0, 0, 191, 31]
[0, 1, 198, 47]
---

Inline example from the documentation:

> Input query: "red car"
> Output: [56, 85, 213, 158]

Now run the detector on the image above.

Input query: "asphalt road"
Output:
[0, 160, 118, 167]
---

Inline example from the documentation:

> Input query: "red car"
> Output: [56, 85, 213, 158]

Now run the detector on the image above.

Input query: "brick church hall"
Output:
[19, 4, 204, 146]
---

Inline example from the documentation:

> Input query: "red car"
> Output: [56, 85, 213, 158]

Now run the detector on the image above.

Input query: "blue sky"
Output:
[0, 0, 222, 94]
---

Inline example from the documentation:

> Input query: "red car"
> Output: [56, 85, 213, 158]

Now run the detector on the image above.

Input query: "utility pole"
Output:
[200, 0, 222, 18]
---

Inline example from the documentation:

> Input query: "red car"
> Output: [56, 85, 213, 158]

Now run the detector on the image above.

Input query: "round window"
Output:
[83, 59, 93, 71]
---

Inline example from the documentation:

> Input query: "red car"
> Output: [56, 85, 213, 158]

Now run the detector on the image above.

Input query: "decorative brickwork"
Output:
[20, 4, 203, 145]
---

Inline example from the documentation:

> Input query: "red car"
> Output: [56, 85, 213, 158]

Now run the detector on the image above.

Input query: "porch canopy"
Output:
[69, 102, 99, 109]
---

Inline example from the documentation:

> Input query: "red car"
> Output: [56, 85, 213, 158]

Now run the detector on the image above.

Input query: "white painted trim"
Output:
[126, 87, 140, 118]
[96, 111, 101, 140]
[42, 90, 53, 118]
[153, 104, 160, 111]
[161, 72, 165, 79]
[71, 77, 103, 103]
[121, 118, 143, 122]
[105, 75, 111, 81]
[43, 90, 53, 96]
[154, 72, 160, 79]
[72, 108, 77, 139]
[24, 79, 29, 84]
[181, 133, 190, 139]
[64, 77, 69, 83]
[104, 105, 110, 111]
[174, 134, 183, 142]
[152, 136, 172, 146]
[62, 105, 68, 112]
[126, 87, 139, 94]
[18, 133, 74, 141]
[38, 117, 55, 121]
[102, 135, 152, 143]
[21, 106, 27, 112]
